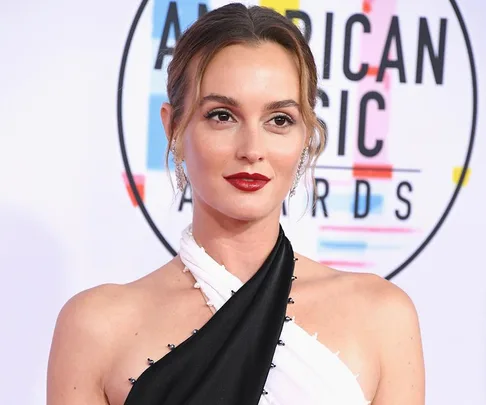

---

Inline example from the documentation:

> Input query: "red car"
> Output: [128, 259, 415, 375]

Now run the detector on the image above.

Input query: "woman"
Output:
[47, 3, 425, 405]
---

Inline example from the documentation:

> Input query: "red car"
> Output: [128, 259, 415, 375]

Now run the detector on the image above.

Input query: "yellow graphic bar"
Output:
[453, 167, 471, 187]
[260, 0, 300, 16]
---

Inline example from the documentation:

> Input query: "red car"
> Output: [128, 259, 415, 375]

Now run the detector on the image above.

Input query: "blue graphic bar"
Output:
[318, 240, 400, 251]
[147, 0, 208, 171]
[319, 241, 367, 250]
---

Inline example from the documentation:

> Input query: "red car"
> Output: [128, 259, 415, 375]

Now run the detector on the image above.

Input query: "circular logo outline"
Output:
[117, 0, 478, 279]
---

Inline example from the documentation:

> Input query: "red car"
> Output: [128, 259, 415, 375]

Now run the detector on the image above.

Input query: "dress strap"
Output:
[124, 224, 295, 405]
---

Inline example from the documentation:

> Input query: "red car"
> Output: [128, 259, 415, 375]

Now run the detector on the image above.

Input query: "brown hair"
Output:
[164, 2, 326, 195]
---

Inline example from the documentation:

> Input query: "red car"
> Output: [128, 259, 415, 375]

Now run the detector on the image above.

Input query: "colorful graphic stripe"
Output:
[353, 0, 397, 175]
[320, 225, 417, 233]
[353, 164, 393, 179]
[319, 240, 399, 251]
[320, 260, 372, 268]
[260, 0, 299, 15]
[147, 0, 205, 171]
[323, 193, 384, 214]
[453, 166, 471, 186]
[123, 173, 146, 206]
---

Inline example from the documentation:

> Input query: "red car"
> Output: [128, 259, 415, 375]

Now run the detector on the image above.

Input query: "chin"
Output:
[227, 211, 267, 223]
[218, 200, 279, 223]
[196, 188, 283, 223]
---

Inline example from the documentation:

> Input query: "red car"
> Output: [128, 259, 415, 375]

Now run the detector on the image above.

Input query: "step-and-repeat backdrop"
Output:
[1, 0, 485, 403]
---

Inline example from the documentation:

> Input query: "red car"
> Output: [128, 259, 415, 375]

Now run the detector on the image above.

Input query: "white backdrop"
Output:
[0, 0, 485, 404]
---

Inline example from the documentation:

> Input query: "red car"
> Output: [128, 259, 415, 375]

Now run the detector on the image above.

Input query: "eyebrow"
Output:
[200, 93, 300, 111]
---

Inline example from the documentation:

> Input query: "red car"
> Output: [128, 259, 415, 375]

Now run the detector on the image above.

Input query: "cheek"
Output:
[270, 141, 304, 179]
[281, 154, 301, 180]
[184, 140, 209, 182]
[182, 125, 228, 181]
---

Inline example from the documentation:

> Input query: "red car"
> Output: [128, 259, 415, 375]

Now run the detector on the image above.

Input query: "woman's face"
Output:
[166, 41, 306, 222]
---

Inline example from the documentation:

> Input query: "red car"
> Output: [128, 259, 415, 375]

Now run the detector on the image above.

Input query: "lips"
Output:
[224, 172, 270, 192]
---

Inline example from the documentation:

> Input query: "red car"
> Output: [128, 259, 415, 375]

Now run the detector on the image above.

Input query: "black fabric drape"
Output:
[124, 225, 295, 405]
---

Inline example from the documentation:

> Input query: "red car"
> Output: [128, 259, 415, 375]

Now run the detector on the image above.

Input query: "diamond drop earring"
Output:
[289, 146, 309, 197]
[171, 140, 187, 192]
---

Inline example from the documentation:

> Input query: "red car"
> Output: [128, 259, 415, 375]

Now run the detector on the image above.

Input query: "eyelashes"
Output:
[272, 115, 295, 127]
[203, 108, 296, 128]
[204, 109, 234, 123]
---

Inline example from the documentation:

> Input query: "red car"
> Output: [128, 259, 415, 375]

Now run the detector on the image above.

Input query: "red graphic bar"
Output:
[122, 173, 146, 207]
[367, 65, 379, 76]
[362, 0, 373, 14]
[353, 164, 393, 179]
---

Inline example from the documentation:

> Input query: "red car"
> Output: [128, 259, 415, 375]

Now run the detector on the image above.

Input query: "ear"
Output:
[160, 102, 173, 142]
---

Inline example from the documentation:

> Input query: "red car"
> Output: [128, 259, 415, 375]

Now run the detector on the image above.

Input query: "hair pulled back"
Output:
[165, 3, 326, 191]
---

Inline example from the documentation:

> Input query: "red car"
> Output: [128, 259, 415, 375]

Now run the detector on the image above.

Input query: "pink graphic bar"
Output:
[320, 225, 416, 233]
[354, 0, 397, 167]
[320, 260, 371, 268]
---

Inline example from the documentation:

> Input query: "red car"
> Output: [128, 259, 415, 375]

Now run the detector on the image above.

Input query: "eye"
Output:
[269, 114, 295, 127]
[204, 109, 235, 123]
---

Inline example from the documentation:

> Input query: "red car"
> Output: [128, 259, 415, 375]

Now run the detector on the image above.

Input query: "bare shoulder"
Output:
[326, 266, 422, 341]
[296, 254, 425, 404]
[47, 283, 127, 404]
[334, 268, 425, 404]
[297, 253, 418, 320]
[53, 282, 135, 346]
[47, 263, 176, 404]
[48, 282, 141, 374]
[51, 262, 177, 351]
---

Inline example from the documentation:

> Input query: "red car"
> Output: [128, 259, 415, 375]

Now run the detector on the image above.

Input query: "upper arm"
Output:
[47, 285, 117, 405]
[370, 278, 425, 405]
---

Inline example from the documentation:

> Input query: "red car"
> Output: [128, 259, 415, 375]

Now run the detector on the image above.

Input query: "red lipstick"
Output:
[224, 172, 270, 192]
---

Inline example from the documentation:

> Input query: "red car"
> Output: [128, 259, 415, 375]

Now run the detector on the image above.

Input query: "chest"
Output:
[284, 276, 380, 402]
[103, 276, 378, 405]
[103, 288, 213, 405]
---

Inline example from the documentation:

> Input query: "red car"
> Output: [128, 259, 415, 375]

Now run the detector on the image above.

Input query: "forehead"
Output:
[199, 42, 300, 103]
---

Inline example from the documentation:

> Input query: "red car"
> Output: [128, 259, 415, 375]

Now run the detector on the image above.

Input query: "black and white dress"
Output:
[124, 225, 370, 405]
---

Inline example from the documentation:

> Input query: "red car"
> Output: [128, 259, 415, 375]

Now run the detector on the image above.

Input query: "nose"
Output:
[235, 123, 266, 163]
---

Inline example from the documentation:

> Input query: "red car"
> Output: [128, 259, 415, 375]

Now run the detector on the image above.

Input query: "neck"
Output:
[190, 199, 281, 283]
